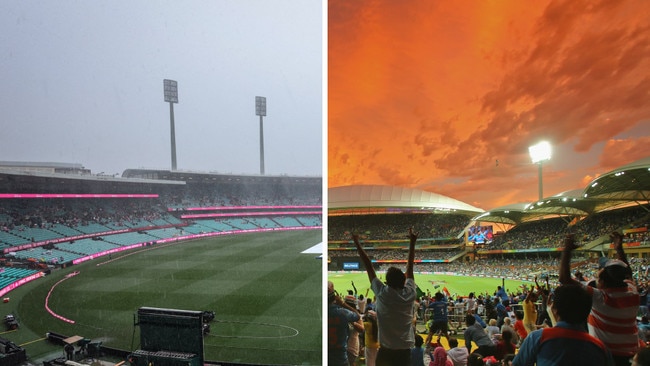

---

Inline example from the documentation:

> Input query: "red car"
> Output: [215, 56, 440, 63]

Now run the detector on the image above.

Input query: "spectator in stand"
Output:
[345, 296, 364, 366]
[534, 276, 553, 328]
[494, 330, 516, 362]
[366, 297, 375, 311]
[495, 297, 508, 328]
[496, 285, 508, 303]
[521, 288, 539, 334]
[512, 283, 614, 366]
[328, 281, 361, 366]
[353, 228, 419, 366]
[411, 334, 425, 366]
[363, 310, 380, 366]
[358, 291, 369, 314]
[484, 297, 497, 325]
[467, 353, 485, 366]
[463, 314, 496, 357]
[430, 345, 453, 366]
[485, 319, 500, 344]
[424, 291, 450, 345]
[466, 292, 477, 314]
[560, 232, 639, 366]
[446, 337, 469, 366]
[500, 317, 519, 347]
[512, 311, 527, 345]
[470, 309, 487, 329]
[639, 316, 650, 345]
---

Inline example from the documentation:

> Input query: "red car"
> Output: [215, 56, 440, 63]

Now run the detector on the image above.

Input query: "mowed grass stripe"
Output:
[13, 230, 321, 365]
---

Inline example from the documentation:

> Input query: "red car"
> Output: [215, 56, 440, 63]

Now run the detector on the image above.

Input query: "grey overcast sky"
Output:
[1, 1, 323, 177]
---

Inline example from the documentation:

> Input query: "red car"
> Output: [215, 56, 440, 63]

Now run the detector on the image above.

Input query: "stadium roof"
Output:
[583, 156, 650, 201]
[328, 184, 484, 216]
[473, 156, 650, 225]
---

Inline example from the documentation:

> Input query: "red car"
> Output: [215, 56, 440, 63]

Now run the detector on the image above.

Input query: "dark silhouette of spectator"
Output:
[328, 281, 361, 366]
[495, 330, 516, 361]
[411, 334, 425, 366]
[560, 232, 639, 366]
[633, 346, 650, 366]
[64, 343, 74, 360]
[344, 294, 364, 366]
[467, 353, 485, 366]
[353, 228, 418, 366]
[512, 283, 614, 366]
[495, 296, 508, 328]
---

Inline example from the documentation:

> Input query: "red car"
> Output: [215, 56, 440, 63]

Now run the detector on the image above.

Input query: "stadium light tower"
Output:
[529, 141, 552, 201]
[255, 96, 266, 175]
[163, 79, 179, 171]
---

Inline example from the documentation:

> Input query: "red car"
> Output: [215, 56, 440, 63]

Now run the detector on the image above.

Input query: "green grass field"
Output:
[328, 271, 533, 301]
[2, 230, 322, 365]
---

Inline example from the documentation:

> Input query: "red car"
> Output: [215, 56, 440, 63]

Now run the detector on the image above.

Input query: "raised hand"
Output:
[563, 234, 578, 251]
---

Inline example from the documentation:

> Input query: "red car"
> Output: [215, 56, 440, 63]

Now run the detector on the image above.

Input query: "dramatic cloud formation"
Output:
[328, 0, 650, 210]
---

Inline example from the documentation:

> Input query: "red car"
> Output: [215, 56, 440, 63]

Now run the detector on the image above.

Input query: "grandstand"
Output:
[0, 165, 322, 365]
[328, 156, 650, 285]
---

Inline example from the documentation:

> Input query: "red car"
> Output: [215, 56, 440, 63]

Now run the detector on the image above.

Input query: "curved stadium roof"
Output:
[328, 184, 484, 216]
[583, 156, 650, 201]
[472, 156, 650, 225]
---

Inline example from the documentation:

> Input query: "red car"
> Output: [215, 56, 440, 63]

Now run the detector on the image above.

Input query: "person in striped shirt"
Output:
[560, 232, 640, 366]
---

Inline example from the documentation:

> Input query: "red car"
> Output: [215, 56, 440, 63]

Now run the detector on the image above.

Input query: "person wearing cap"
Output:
[353, 227, 418, 366]
[560, 232, 639, 366]
[328, 281, 363, 366]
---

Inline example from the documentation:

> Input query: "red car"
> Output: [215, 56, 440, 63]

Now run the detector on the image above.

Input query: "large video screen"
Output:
[467, 225, 493, 244]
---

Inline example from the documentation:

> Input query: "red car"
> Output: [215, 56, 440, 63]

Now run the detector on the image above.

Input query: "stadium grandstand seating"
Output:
[328, 157, 650, 298]
[0, 168, 322, 303]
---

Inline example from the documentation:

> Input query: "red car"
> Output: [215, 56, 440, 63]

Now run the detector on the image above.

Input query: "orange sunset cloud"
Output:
[328, 0, 650, 210]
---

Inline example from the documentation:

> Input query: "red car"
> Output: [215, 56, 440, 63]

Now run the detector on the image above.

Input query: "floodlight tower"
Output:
[163, 79, 179, 171]
[255, 96, 267, 175]
[529, 141, 552, 201]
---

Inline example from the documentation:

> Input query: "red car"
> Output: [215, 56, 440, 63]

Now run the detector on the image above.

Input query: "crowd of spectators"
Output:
[162, 182, 321, 209]
[0, 181, 323, 254]
[0, 198, 168, 232]
[329, 248, 466, 262]
[330, 203, 650, 365]
[328, 213, 468, 242]
[489, 205, 650, 250]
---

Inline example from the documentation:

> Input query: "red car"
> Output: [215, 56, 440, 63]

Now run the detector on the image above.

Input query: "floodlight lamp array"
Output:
[529, 141, 552, 164]
[163, 79, 178, 103]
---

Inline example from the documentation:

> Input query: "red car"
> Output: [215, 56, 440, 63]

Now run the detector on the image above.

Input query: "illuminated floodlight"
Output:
[529, 141, 551, 164]
[529, 141, 552, 201]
